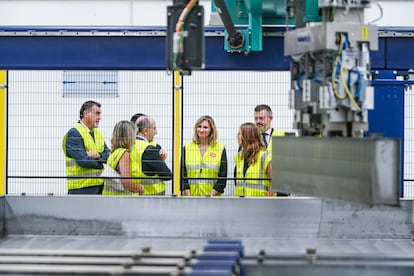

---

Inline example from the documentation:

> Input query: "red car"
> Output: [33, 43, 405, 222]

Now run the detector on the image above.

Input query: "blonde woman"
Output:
[234, 122, 273, 197]
[181, 115, 227, 196]
[102, 120, 144, 195]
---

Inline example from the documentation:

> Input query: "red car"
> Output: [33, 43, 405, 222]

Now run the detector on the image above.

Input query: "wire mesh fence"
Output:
[6, 70, 414, 198]
[6, 70, 294, 196]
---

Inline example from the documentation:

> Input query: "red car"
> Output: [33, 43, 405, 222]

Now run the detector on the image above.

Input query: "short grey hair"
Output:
[136, 115, 152, 133]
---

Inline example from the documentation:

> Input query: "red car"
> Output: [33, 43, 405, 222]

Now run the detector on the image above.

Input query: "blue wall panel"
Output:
[386, 37, 414, 69]
[0, 34, 290, 70]
[0, 27, 411, 70]
[368, 83, 404, 139]
[205, 36, 290, 70]
[369, 77, 409, 196]
[0, 36, 167, 70]
[370, 38, 386, 70]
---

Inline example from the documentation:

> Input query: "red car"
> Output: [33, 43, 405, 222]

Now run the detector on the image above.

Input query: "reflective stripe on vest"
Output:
[130, 139, 165, 195]
[103, 179, 136, 196]
[62, 123, 105, 190]
[185, 141, 224, 196]
[234, 150, 271, 197]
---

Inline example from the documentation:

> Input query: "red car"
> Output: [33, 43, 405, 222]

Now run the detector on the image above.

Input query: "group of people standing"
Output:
[63, 101, 172, 196]
[62, 101, 286, 197]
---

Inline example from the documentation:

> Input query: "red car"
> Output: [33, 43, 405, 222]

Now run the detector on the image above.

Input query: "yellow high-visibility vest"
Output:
[267, 129, 285, 152]
[234, 150, 271, 197]
[62, 123, 105, 190]
[130, 139, 165, 195]
[102, 148, 140, 196]
[184, 141, 224, 196]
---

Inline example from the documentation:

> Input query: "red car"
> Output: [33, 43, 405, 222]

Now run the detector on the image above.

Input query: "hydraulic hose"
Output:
[213, 0, 244, 49]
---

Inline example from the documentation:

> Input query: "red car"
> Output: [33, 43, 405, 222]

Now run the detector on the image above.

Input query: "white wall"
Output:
[365, 1, 414, 26]
[0, 0, 211, 26]
[0, 0, 412, 27]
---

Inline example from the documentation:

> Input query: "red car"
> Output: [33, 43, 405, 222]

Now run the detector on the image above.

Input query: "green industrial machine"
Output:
[211, 0, 320, 53]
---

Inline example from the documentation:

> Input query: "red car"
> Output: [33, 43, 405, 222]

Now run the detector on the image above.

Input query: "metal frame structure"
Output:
[0, 26, 412, 70]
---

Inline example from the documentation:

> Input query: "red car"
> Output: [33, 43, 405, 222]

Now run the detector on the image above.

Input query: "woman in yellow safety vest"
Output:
[234, 122, 273, 197]
[102, 120, 144, 195]
[181, 115, 227, 196]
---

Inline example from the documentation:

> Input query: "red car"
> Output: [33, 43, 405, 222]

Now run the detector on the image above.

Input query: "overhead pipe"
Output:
[213, 0, 244, 50]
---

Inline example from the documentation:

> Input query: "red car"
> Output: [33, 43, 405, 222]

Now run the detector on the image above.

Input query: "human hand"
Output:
[210, 189, 219, 197]
[159, 149, 167, 160]
[138, 184, 145, 195]
[87, 150, 100, 159]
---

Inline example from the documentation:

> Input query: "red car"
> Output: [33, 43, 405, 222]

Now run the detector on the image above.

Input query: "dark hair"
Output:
[254, 104, 273, 117]
[130, 113, 145, 124]
[79, 101, 101, 119]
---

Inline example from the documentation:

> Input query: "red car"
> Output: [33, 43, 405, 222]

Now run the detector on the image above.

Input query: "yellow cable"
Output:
[340, 67, 361, 111]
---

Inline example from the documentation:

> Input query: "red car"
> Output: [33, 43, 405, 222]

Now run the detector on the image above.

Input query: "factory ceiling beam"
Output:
[0, 26, 412, 70]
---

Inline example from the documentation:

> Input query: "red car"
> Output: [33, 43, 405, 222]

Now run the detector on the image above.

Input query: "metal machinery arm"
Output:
[166, 0, 398, 205]
[213, 0, 377, 137]
[211, 0, 292, 54]
[274, 1, 399, 206]
[213, 1, 398, 205]
[213, 0, 245, 51]
[285, 0, 378, 137]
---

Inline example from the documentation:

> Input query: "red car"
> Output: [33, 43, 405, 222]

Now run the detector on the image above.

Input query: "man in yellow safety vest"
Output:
[62, 100, 110, 194]
[254, 104, 289, 196]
